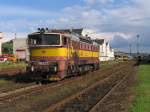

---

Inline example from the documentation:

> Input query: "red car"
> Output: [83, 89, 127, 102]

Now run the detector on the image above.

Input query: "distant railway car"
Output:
[26, 28, 99, 81]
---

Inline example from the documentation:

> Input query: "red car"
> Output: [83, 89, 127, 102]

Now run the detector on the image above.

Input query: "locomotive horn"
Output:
[40, 28, 45, 34]
[37, 28, 41, 31]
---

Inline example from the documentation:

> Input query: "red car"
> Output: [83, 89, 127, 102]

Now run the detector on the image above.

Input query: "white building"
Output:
[106, 42, 115, 61]
[0, 32, 3, 55]
[13, 38, 29, 61]
[95, 39, 115, 61]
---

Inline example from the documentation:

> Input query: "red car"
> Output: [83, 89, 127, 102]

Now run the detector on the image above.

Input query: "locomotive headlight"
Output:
[49, 65, 58, 73]
[54, 66, 57, 72]
[31, 66, 34, 72]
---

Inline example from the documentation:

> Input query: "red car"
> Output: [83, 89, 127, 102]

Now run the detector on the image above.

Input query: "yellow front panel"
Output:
[31, 48, 68, 57]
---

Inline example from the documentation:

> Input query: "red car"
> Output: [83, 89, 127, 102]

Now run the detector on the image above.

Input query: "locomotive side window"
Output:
[63, 37, 67, 45]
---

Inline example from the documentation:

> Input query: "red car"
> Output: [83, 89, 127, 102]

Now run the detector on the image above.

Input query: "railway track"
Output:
[0, 76, 80, 103]
[44, 62, 135, 112]
[88, 72, 130, 112]
[0, 62, 127, 104]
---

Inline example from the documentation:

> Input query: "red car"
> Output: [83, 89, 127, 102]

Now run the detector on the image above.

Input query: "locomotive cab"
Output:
[27, 31, 69, 80]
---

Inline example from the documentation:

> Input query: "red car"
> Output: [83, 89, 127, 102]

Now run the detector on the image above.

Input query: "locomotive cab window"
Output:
[29, 36, 42, 45]
[28, 34, 61, 46]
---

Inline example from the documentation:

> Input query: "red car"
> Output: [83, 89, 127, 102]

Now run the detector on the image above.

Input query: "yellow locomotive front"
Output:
[27, 29, 68, 80]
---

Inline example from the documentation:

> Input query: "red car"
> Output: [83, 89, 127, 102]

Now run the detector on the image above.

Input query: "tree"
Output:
[2, 40, 13, 54]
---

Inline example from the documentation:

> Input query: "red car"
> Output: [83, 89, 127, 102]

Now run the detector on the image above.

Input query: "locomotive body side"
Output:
[68, 39, 99, 74]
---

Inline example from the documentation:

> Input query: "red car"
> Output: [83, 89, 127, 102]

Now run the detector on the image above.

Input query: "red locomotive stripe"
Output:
[65, 57, 99, 61]
[79, 57, 99, 59]
[31, 56, 99, 64]
[31, 56, 67, 61]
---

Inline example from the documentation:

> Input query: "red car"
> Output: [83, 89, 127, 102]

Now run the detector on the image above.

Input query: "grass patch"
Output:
[0, 80, 7, 84]
[130, 64, 150, 112]
[100, 60, 123, 69]
[0, 62, 26, 71]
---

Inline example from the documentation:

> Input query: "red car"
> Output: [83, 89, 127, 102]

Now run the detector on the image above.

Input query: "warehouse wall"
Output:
[13, 38, 29, 61]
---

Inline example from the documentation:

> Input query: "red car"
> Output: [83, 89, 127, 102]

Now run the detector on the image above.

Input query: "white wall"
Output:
[0, 33, 3, 55]
[106, 43, 115, 61]
[0, 39, 1, 55]
[13, 38, 29, 60]
[99, 40, 108, 61]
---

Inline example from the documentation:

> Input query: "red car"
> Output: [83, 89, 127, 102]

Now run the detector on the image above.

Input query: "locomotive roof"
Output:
[94, 39, 104, 45]
[29, 28, 95, 44]
[49, 28, 83, 35]
[29, 28, 82, 35]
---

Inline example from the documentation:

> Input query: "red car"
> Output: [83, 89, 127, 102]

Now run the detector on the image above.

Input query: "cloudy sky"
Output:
[0, 0, 150, 53]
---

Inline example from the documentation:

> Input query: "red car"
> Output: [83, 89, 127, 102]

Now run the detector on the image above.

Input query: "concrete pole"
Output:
[137, 34, 140, 56]
[129, 44, 132, 56]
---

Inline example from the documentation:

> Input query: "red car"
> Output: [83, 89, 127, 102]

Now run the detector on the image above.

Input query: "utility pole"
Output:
[129, 44, 132, 56]
[15, 33, 17, 39]
[137, 34, 140, 56]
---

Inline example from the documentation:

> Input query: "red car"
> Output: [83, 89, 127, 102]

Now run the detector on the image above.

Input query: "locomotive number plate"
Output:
[38, 62, 49, 65]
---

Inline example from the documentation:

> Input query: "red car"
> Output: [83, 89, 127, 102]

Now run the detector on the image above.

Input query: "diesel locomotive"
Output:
[27, 28, 100, 81]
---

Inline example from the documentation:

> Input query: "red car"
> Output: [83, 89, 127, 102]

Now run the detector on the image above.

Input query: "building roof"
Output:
[94, 39, 104, 45]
